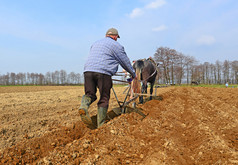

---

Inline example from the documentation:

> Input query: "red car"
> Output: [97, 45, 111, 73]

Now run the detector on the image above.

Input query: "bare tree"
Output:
[215, 60, 222, 84]
[15, 72, 26, 85]
[10, 72, 16, 85]
[60, 70, 67, 85]
[223, 60, 230, 84]
[184, 56, 197, 84]
[154, 47, 198, 85]
[75, 73, 81, 84]
[45, 72, 52, 85]
[154, 47, 172, 84]
[204, 62, 210, 84]
[68, 72, 77, 84]
[53, 70, 60, 85]
[231, 60, 238, 84]
[191, 64, 203, 84]
[174, 53, 187, 84]
[38, 73, 44, 85]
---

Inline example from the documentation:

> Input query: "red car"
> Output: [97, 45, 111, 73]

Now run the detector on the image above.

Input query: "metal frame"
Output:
[111, 84, 139, 114]
[111, 72, 161, 119]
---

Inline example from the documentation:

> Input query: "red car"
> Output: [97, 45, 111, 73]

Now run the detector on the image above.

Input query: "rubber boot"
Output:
[97, 107, 108, 128]
[79, 95, 94, 128]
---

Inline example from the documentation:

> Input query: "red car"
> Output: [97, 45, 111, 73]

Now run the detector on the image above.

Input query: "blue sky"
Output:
[0, 0, 237, 74]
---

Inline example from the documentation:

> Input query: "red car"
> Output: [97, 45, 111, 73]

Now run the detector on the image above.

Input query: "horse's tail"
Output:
[131, 61, 143, 95]
[136, 67, 141, 81]
[134, 60, 144, 81]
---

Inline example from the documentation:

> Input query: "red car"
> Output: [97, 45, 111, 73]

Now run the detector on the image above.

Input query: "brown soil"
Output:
[0, 86, 237, 164]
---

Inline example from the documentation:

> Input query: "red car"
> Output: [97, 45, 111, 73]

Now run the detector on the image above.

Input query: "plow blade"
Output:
[112, 106, 147, 120]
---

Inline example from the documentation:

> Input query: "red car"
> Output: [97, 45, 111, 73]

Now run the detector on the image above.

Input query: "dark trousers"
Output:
[84, 71, 112, 108]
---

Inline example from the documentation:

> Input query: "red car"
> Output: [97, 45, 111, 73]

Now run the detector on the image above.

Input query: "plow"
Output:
[110, 74, 148, 120]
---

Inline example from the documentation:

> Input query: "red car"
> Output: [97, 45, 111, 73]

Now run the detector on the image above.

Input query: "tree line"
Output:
[1, 47, 237, 86]
[0, 70, 82, 85]
[154, 47, 238, 85]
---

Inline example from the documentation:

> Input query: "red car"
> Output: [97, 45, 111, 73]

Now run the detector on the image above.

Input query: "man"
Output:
[79, 28, 136, 128]
[225, 82, 229, 88]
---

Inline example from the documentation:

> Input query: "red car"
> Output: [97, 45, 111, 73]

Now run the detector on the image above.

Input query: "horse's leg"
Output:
[139, 83, 146, 104]
[150, 82, 154, 100]
[139, 96, 143, 104]
[145, 83, 148, 94]
[139, 84, 144, 104]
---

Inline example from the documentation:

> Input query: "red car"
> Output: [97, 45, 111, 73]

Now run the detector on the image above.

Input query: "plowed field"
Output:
[0, 86, 237, 164]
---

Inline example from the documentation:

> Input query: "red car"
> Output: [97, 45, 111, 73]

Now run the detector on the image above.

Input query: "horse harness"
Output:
[140, 67, 157, 83]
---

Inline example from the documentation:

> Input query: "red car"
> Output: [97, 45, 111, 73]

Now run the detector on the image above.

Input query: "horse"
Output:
[132, 58, 157, 103]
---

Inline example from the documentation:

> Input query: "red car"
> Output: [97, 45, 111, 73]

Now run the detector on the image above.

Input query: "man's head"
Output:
[106, 28, 120, 41]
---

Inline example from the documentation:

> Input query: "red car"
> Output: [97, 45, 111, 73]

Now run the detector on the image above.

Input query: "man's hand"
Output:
[127, 76, 137, 84]
[127, 78, 133, 84]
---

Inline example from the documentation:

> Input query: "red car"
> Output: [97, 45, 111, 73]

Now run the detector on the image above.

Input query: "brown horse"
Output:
[132, 59, 157, 103]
